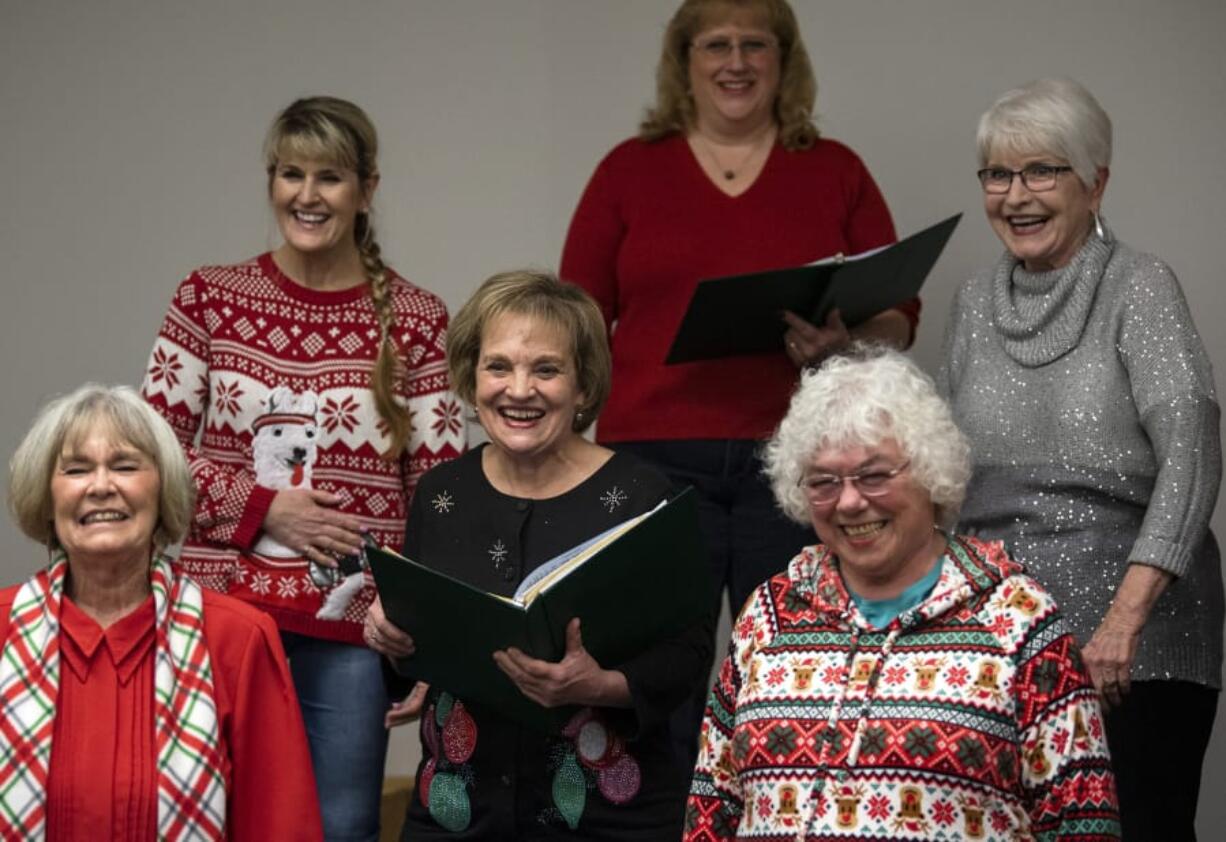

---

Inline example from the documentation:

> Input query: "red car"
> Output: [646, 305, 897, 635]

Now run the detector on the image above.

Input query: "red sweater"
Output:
[561, 135, 914, 442]
[142, 254, 464, 644]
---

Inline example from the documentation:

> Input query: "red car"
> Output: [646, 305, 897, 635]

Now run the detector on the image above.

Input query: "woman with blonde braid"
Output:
[141, 96, 465, 841]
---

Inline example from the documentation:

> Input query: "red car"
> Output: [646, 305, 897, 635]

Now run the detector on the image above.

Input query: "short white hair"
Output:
[977, 77, 1112, 189]
[8, 384, 193, 550]
[763, 347, 971, 528]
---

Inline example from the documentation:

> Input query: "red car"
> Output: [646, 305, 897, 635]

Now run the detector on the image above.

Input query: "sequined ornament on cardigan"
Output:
[684, 536, 1119, 842]
[942, 231, 1224, 687]
[0, 553, 226, 841]
[417, 691, 645, 834]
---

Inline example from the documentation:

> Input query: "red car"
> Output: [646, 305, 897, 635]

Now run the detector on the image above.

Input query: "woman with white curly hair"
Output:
[685, 348, 1119, 841]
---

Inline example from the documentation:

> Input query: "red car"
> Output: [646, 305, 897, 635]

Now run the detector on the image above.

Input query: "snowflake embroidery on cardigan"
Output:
[432, 491, 455, 514]
[276, 576, 299, 599]
[599, 486, 628, 512]
[489, 540, 509, 565]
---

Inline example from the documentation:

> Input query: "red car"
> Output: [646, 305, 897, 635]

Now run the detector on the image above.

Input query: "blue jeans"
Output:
[282, 633, 390, 842]
[613, 440, 815, 770]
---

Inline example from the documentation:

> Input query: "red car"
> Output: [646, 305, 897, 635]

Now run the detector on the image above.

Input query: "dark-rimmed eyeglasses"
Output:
[799, 460, 911, 506]
[690, 36, 777, 61]
[977, 164, 1073, 194]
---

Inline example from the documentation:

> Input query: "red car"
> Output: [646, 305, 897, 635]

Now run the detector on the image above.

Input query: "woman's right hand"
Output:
[263, 488, 365, 566]
[385, 682, 430, 729]
[364, 595, 416, 658]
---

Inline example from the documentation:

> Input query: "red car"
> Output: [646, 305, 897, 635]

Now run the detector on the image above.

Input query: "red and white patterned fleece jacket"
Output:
[686, 535, 1119, 841]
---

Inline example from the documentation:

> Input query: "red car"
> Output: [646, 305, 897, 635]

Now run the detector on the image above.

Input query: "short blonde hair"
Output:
[8, 384, 193, 551]
[447, 271, 611, 434]
[764, 347, 971, 528]
[640, 0, 819, 150]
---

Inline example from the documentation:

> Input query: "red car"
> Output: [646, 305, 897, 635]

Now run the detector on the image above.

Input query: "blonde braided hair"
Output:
[264, 96, 412, 460]
[358, 213, 413, 458]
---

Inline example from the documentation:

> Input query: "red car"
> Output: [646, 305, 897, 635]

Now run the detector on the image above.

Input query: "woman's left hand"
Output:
[782, 309, 851, 368]
[1082, 563, 1173, 709]
[493, 618, 630, 708]
[1082, 612, 1143, 709]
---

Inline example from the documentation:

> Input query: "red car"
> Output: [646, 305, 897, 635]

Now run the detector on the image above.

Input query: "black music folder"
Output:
[665, 213, 961, 363]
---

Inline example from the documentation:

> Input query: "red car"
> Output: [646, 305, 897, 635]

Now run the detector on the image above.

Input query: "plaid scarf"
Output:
[0, 552, 226, 840]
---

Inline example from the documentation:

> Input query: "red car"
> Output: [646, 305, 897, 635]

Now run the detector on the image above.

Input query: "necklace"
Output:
[692, 127, 776, 181]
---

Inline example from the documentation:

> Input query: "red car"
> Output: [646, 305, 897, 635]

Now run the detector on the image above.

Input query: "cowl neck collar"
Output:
[991, 229, 1115, 367]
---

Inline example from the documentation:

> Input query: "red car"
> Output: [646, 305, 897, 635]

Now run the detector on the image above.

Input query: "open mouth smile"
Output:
[499, 407, 545, 424]
[292, 210, 330, 226]
[1006, 214, 1048, 234]
[841, 521, 886, 538]
[79, 510, 129, 525]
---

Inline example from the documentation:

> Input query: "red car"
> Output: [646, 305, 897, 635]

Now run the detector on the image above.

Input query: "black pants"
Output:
[1105, 679, 1218, 841]
[614, 439, 815, 771]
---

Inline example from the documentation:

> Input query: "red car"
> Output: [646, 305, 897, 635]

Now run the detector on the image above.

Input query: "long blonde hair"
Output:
[639, 0, 819, 150]
[264, 96, 412, 459]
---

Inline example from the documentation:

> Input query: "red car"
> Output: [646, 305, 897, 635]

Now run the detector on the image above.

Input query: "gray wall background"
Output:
[4, 0, 1224, 832]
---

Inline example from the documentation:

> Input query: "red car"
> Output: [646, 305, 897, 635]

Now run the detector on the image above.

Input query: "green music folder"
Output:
[665, 213, 961, 363]
[366, 487, 709, 733]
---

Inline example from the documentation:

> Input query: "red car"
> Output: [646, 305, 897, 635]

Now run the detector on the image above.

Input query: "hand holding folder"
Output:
[366, 488, 709, 733]
[665, 213, 961, 363]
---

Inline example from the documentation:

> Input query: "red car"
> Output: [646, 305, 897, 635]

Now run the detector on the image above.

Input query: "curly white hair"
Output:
[763, 347, 971, 528]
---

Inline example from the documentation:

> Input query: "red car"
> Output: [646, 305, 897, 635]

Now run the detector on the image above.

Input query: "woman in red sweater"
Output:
[559, 0, 918, 767]
[141, 97, 464, 840]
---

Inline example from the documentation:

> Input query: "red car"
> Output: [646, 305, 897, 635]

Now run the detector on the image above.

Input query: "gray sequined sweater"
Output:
[940, 234, 1224, 688]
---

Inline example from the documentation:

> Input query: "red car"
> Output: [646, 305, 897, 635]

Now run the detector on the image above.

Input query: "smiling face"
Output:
[475, 312, 586, 463]
[50, 428, 161, 569]
[687, 9, 781, 137]
[269, 156, 373, 261]
[983, 148, 1106, 272]
[805, 437, 943, 600]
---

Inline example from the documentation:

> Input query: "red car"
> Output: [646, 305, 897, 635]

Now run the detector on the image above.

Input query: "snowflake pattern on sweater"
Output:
[142, 254, 465, 644]
[685, 535, 1119, 841]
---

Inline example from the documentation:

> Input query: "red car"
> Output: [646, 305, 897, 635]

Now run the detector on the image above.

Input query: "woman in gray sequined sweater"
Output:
[941, 78, 1222, 841]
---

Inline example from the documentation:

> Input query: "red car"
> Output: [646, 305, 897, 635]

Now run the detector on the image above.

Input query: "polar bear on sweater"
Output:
[250, 386, 367, 620]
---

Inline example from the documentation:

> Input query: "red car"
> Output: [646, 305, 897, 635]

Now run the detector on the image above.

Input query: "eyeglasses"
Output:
[977, 164, 1074, 194]
[799, 460, 911, 506]
[690, 36, 777, 61]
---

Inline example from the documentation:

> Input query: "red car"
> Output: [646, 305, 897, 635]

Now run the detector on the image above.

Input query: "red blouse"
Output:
[0, 585, 324, 841]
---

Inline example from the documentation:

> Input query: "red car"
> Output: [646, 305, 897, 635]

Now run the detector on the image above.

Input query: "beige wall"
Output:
[4, 0, 1224, 831]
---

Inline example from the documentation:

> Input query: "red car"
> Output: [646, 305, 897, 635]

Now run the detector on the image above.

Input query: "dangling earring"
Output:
[1093, 211, 1105, 240]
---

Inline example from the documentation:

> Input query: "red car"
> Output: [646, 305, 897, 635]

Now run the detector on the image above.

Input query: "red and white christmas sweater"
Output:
[685, 536, 1119, 841]
[142, 253, 465, 644]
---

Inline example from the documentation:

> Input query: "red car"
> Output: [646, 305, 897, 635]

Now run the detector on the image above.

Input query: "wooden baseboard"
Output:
[380, 776, 414, 842]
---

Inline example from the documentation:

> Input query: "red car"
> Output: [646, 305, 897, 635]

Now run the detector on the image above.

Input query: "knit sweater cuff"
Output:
[1128, 537, 1193, 578]
[233, 485, 278, 551]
